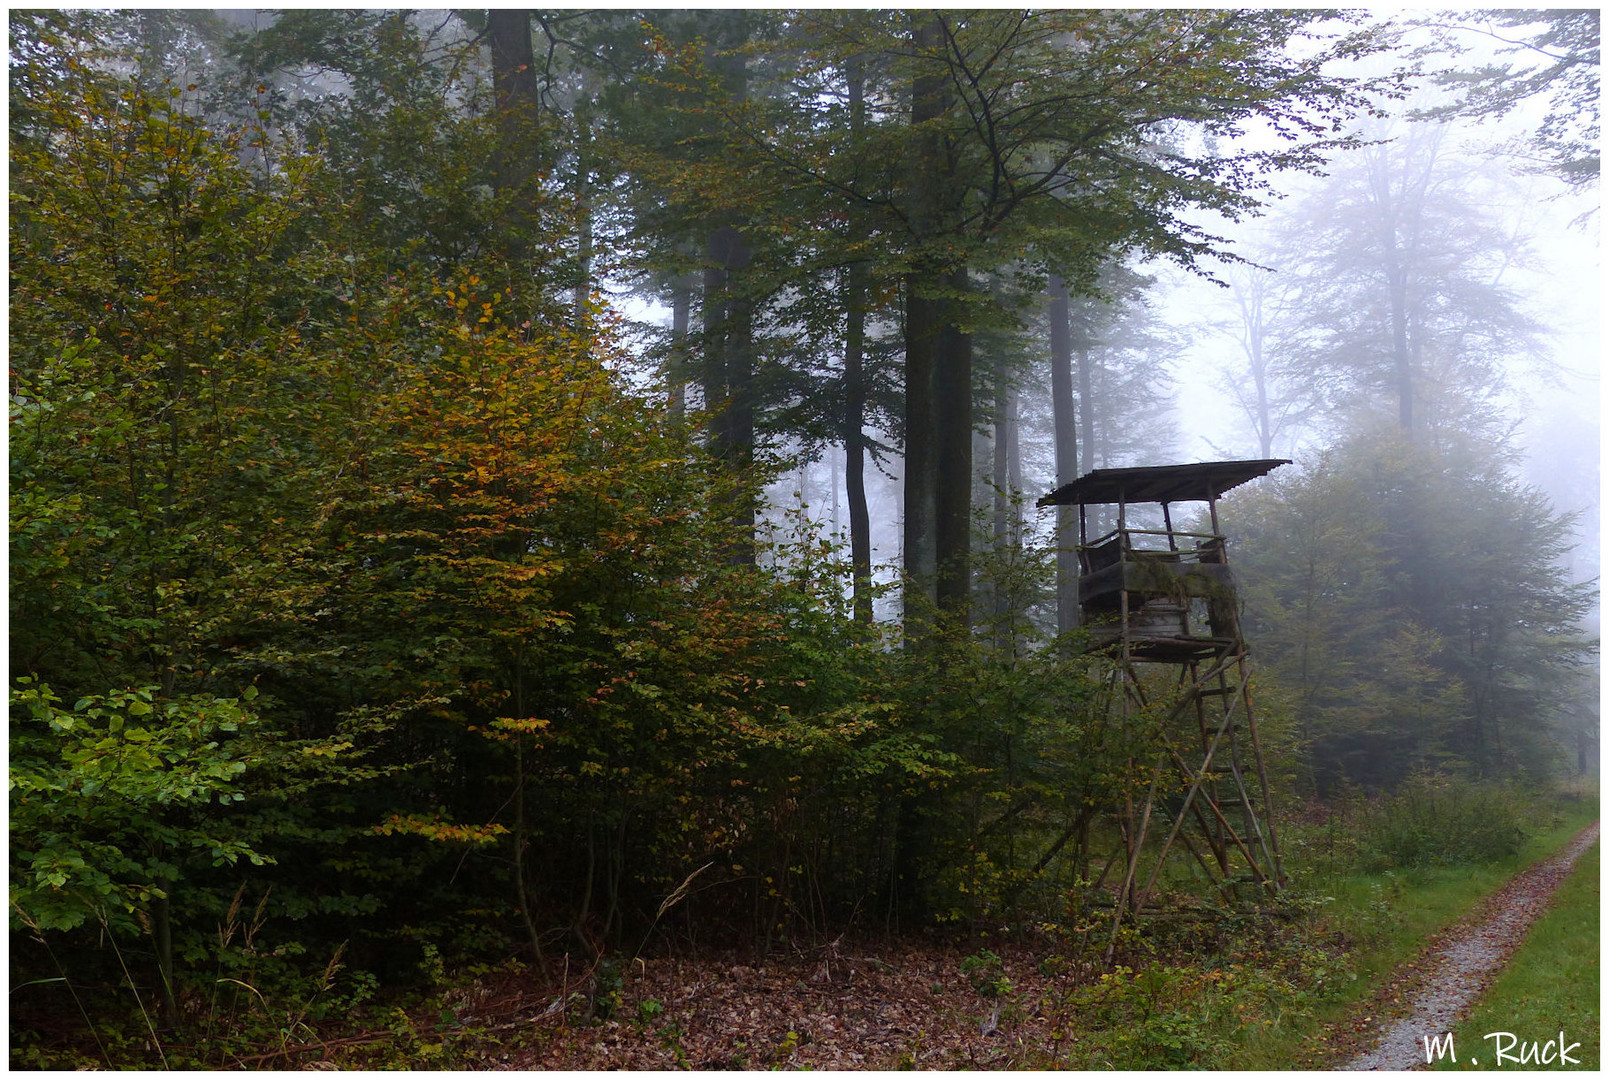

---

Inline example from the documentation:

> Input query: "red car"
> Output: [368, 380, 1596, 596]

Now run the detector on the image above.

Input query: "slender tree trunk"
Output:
[1048, 275, 1079, 635]
[572, 70, 599, 331]
[845, 275, 874, 621]
[1252, 349, 1274, 460]
[992, 358, 1010, 550]
[903, 276, 939, 626]
[1252, 361, 1274, 458]
[1388, 257, 1413, 435]
[932, 269, 973, 624]
[1369, 150, 1415, 437]
[668, 274, 692, 418]
[702, 259, 728, 440]
[1076, 300, 1099, 533]
[510, 656, 547, 967]
[513, 736, 547, 967]
[830, 442, 841, 533]
[153, 878, 177, 1027]
[844, 55, 874, 624]
[1007, 380, 1023, 542]
[1240, 278, 1276, 458]
[991, 354, 1018, 644]
[727, 284, 756, 564]
[704, 223, 756, 565]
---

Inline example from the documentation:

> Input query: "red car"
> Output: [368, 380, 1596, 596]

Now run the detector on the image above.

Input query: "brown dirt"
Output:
[1342, 820, 1600, 1071]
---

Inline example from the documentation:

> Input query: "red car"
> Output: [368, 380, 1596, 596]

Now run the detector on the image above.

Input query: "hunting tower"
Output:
[1037, 459, 1289, 938]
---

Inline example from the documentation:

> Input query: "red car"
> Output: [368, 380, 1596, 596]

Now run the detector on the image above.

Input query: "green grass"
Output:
[1431, 840, 1598, 1071]
[1226, 793, 1599, 1069]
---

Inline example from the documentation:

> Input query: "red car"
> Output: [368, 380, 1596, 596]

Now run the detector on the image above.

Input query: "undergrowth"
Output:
[12, 779, 1594, 1069]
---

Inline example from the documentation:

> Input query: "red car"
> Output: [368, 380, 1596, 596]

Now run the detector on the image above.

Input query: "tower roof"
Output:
[1036, 459, 1290, 508]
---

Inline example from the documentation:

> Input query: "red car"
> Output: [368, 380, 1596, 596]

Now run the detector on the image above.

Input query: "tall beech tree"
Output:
[1045, 274, 1079, 636]
[1276, 117, 1547, 447]
[1210, 257, 1319, 459]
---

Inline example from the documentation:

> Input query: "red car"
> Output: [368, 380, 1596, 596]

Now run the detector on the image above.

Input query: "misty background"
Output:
[700, 14, 1601, 629]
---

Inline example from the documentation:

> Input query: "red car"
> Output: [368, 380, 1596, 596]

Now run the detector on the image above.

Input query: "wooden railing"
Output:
[1078, 529, 1226, 576]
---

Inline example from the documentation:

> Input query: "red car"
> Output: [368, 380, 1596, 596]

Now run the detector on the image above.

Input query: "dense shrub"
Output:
[1359, 775, 1529, 868]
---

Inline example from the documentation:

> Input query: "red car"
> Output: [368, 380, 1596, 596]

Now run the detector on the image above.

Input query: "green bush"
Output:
[1058, 964, 1232, 1069]
[1360, 775, 1529, 868]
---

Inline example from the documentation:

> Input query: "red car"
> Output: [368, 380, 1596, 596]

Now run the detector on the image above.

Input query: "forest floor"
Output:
[1340, 820, 1600, 1071]
[15, 817, 1597, 1070]
[201, 935, 1132, 1070]
[494, 938, 1095, 1070]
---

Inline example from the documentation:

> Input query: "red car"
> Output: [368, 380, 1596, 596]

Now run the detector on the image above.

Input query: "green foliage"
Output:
[10, 678, 273, 933]
[634, 997, 665, 1029]
[1425, 10, 1600, 191]
[1359, 775, 1530, 869]
[959, 949, 1013, 1000]
[1057, 964, 1232, 1069]
[1230, 430, 1595, 793]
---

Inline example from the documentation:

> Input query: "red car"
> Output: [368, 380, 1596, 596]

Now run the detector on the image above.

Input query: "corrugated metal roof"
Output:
[1036, 459, 1290, 508]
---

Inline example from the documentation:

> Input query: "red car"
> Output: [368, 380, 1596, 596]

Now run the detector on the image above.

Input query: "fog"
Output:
[709, 11, 1600, 626]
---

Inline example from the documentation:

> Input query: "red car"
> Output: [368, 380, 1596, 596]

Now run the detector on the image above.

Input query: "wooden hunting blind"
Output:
[1037, 459, 1289, 941]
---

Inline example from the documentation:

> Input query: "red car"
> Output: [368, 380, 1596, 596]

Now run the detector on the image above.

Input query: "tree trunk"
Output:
[510, 654, 547, 967]
[830, 443, 842, 532]
[572, 69, 599, 331]
[153, 878, 177, 1027]
[702, 259, 728, 436]
[489, 10, 538, 175]
[907, 19, 965, 634]
[668, 273, 692, 418]
[903, 16, 952, 632]
[1239, 276, 1276, 458]
[1076, 299, 1099, 533]
[1369, 150, 1415, 437]
[726, 267, 756, 565]
[488, 10, 539, 293]
[932, 269, 973, 624]
[844, 54, 874, 624]
[513, 736, 547, 967]
[991, 352, 1019, 644]
[1048, 275, 1079, 636]
[845, 262, 873, 622]
[1388, 257, 1413, 436]
[697, 36, 756, 566]
[704, 223, 756, 566]
[903, 278, 939, 628]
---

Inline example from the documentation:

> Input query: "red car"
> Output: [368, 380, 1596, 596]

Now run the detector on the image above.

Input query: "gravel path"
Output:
[1344, 820, 1599, 1071]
